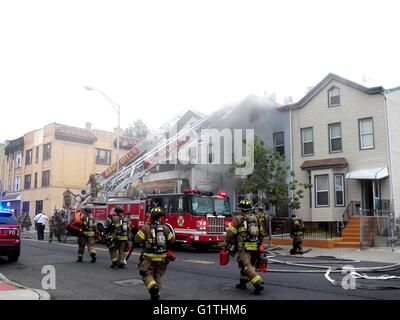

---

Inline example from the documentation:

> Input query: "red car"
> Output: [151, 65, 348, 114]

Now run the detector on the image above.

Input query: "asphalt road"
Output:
[1, 232, 400, 300]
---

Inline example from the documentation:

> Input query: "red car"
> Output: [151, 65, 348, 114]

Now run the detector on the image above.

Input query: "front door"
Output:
[362, 180, 373, 212]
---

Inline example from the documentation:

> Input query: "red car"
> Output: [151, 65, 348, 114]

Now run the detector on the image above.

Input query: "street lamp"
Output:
[84, 86, 121, 175]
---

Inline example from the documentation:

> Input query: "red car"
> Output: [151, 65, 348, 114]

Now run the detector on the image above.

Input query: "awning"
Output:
[345, 167, 389, 180]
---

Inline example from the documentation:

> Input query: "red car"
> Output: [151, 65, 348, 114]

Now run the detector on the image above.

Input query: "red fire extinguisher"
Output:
[258, 245, 268, 273]
[219, 248, 229, 265]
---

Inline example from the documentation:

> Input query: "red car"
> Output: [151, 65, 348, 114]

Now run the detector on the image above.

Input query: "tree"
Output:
[230, 136, 311, 212]
[124, 119, 150, 139]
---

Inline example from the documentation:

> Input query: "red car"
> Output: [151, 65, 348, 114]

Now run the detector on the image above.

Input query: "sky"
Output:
[1, 0, 400, 142]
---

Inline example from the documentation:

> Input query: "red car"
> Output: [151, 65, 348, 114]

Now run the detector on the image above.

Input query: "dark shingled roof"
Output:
[301, 157, 348, 171]
[279, 73, 384, 111]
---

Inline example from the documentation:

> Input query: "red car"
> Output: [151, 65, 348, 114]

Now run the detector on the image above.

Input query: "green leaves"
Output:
[230, 136, 311, 210]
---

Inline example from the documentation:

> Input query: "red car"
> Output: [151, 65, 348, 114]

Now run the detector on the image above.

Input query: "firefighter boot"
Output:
[117, 262, 125, 269]
[76, 256, 83, 262]
[90, 253, 97, 263]
[235, 280, 247, 290]
[110, 262, 118, 268]
[149, 285, 160, 301]
[253, 283, 264, 295]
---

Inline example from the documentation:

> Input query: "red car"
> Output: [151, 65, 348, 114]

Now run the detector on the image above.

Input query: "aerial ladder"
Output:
[73, 105, 235, 208]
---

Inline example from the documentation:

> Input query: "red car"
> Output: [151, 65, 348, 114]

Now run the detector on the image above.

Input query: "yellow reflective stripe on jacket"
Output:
[147, 280, 157, 289]
[251, 275, 262, 284]
[143, 253, 167, 262]
[227, 226, 238, 234]
[117, 236, 128, 240]
[137, 230, 145, 240]
[167, 232, 174, 240]
[238, 227, 247, 233]
[243, 242, 258, 251]
[83, 231, 95, 237]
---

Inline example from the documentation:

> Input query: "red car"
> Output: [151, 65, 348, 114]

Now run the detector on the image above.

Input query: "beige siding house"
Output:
[385, 87, 400, 217]
[281, 74, 399, 222]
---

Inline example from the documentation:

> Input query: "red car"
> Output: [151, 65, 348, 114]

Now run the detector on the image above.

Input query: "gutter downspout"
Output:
[289, 107, 293, 217]
[383, 92, 396, 252]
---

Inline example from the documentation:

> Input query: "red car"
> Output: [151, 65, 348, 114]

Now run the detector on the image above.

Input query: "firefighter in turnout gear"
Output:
[134, 207, 175, 300]
[105, 206, 133, 268]
[48, 210, 58, 243]
[290, 214, 305, 255]
[76, 208, 97, 263]
[224, 199, 265, 295]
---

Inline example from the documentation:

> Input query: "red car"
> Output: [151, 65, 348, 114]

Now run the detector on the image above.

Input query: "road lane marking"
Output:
[182, 259, 214, 265]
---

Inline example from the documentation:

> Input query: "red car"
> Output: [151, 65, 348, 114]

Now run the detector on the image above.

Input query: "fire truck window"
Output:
[213, 198, 231, 216]
[166, 196, 187, 213]
[192, 196, 214, 215]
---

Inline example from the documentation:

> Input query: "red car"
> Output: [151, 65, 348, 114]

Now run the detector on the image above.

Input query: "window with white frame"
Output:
[14, 176, 21, 191]
[329, 123, 342, 153]
[328, 86, 340, 107]
[359, 118, 374, 149]
[236, 191, 247, 210]
[301, 127, 314, 156]
[96, 148, 111, 165]
[15, 153, 22, 168]
[315, 175, 329, 207]
[334, 174, 345, 207]
[273, 132, 285, 156]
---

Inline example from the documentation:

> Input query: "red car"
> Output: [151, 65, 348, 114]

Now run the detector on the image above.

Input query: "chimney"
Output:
[85, 122, 92, 131]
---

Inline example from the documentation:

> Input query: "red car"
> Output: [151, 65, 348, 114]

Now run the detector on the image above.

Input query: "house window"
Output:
[26, 149, 33, 165]
[14, 176, 21, 191]
[35, 200, 43, 214]
[329, 123, 342, 153]
[334, 174, 345, 207]
[34, 173, 38, 188]
[42, 170, 50, 187]
[273, 132, 285, 156]
[328, 86, 340, 107]
[96, 149, 112, 165]
[359, 118, 374, 149]
[24, 174, 31, 190]
[35, 146, 39, 163]
[43, 143, 51, 161]
[15, 153, 22, 168]
[315, 175, 329, 207]
[301, 127, 314, 156]
[236, 191, 247, 210]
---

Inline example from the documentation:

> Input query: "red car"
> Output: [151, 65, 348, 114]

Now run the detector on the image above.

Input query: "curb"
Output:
[0, 273, 51, 300]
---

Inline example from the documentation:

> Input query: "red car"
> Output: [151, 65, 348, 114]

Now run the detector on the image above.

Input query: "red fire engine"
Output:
[86, 189, 232, 248]
[70, 108, 236, 248]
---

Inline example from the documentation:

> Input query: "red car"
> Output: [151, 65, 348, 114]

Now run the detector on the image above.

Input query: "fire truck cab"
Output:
[144, 189, 233, 248]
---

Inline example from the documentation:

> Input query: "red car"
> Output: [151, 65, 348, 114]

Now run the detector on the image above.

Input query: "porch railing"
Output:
[271, 218, 338, 239]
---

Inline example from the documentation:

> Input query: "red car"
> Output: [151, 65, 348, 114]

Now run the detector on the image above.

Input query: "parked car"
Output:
[0, 208, 21, 262]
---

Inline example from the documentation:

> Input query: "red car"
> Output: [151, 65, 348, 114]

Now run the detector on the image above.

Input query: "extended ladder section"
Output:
[77, 105, 235, 206]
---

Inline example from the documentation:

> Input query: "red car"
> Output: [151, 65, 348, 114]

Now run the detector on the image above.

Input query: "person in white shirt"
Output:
[34, 210, 48, 240]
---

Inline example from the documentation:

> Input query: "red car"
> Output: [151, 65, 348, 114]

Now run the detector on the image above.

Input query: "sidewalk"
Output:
[273, 244, 400, 264]
[0, 273, 51, 300]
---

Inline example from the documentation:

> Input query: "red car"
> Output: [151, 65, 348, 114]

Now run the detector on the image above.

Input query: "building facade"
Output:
[1, 122, 137, 221]
[281, 73, 399, 222]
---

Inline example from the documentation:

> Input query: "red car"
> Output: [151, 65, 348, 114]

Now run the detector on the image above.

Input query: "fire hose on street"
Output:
[262, 250, 400, 290]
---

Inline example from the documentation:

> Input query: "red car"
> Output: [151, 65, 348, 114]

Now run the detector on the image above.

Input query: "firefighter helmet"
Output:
[151, 207, 163, 220]
[239, 199, 252, 210]
[83, 207, 91, 214]
[114, 206, 124, 214]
